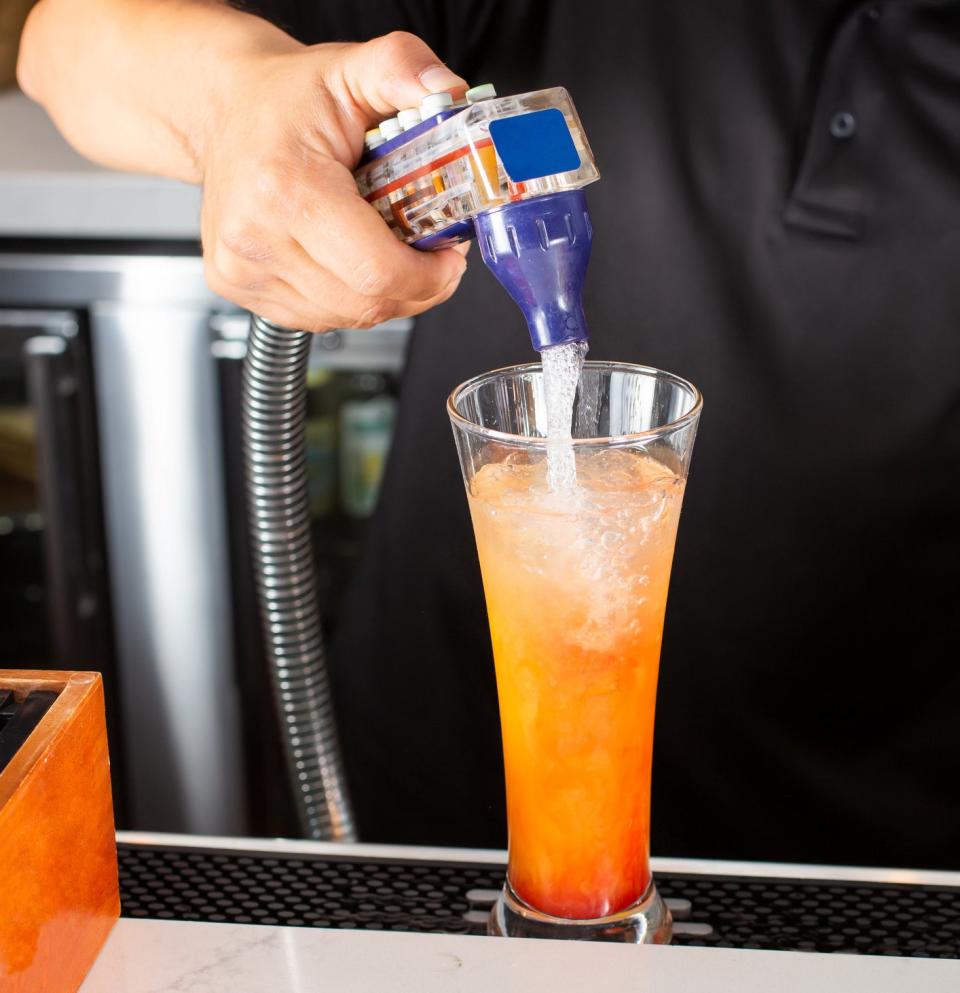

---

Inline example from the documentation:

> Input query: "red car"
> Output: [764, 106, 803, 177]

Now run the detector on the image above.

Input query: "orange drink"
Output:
[468, 449, 683, 919]
[449, 361, 700, 942]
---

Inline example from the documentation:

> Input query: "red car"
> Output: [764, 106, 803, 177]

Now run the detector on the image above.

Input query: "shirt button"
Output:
[829, 111, 857, 140]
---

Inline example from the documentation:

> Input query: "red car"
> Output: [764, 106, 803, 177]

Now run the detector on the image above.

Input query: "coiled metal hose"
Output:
[241, 314, 356, 841]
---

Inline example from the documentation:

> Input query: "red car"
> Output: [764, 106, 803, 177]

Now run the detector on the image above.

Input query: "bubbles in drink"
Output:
[468, 447, 684, 653]
[541, 341, 588, 492]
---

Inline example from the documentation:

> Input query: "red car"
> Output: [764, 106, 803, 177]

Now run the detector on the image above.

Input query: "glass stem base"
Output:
[488, 878, 673, 943]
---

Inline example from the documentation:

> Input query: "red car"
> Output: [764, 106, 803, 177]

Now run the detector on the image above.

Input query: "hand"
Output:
[199, 31, 470, 332]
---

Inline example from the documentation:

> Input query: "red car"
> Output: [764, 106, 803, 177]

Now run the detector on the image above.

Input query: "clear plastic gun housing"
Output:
[354, 87, 600, 349]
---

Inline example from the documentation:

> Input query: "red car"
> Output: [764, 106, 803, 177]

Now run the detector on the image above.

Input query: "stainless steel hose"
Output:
[241, 314, 356, 841]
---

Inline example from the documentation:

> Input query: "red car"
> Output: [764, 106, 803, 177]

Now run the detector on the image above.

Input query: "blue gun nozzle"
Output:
[474, 190, 592, 352]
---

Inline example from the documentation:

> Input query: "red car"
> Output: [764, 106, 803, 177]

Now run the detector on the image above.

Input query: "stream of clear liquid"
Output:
[541, 341, 588, 492]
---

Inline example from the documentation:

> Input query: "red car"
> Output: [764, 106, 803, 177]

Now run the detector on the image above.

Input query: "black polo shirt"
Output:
[240, 1, 960, 867]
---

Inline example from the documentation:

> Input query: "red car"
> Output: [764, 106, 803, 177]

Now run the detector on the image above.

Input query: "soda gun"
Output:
[353, 85, 600, 350]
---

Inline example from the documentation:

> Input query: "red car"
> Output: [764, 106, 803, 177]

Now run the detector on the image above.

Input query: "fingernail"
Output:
[419, 64, 463, 93]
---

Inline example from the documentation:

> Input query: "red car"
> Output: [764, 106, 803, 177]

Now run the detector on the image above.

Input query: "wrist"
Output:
[172, 5, 304, 183]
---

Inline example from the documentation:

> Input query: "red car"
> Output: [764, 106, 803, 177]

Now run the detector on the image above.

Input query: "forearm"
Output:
[18, 11, 469, 333]
[17, 0, 300, 183]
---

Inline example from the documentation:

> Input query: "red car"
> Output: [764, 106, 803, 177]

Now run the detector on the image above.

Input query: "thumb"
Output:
[333, 31, 466, 122]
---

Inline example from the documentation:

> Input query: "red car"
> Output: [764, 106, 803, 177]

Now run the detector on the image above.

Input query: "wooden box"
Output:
[0, 671, 119, 992]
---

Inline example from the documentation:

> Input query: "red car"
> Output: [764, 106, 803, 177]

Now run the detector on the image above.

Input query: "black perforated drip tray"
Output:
[117, 843, 960, 958]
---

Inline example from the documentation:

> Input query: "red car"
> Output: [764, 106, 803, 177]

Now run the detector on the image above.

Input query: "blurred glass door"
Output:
[0, 319, 48, 661]
[0, 309, 118, 736]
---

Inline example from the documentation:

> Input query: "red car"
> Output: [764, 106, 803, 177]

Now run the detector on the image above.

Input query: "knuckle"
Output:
[240, 276, 272, 294]
[352, 256, 400, 298]
[214, 251, 283, 301]
[251, 159, 292, 209]
[302, 316, 338, 334]
[218, 220, 275, 266]
[211, 250, 252, 289]
[375, 30, 422, 62]
[352, 298, 398, 329]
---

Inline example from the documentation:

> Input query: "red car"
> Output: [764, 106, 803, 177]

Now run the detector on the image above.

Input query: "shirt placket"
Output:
[783, 1, 902, 239]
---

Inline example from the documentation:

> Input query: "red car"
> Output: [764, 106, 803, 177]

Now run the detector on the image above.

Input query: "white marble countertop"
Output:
[80, 918, 959, 992]
[0, 89, 201, 239]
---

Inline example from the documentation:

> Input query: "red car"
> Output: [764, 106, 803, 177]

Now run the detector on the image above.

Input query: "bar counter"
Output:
[76, 832, 960, 991]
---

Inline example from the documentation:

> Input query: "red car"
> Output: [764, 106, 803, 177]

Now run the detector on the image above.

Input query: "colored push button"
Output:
[397, 108, 422, 131]
[489, 108, 581, 183]
[378, 117, 402, 140]
[466, 83, 497, 104]
[420, 92, 453, 118]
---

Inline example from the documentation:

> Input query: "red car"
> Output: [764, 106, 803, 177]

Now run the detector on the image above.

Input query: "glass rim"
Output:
[447, 360, 703, 448]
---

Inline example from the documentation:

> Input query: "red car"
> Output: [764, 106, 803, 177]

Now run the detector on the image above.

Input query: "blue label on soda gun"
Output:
[489, 108, 581, 183]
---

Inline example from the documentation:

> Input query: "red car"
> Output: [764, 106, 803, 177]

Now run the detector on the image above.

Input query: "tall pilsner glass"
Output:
[448, 361, 701, 943]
